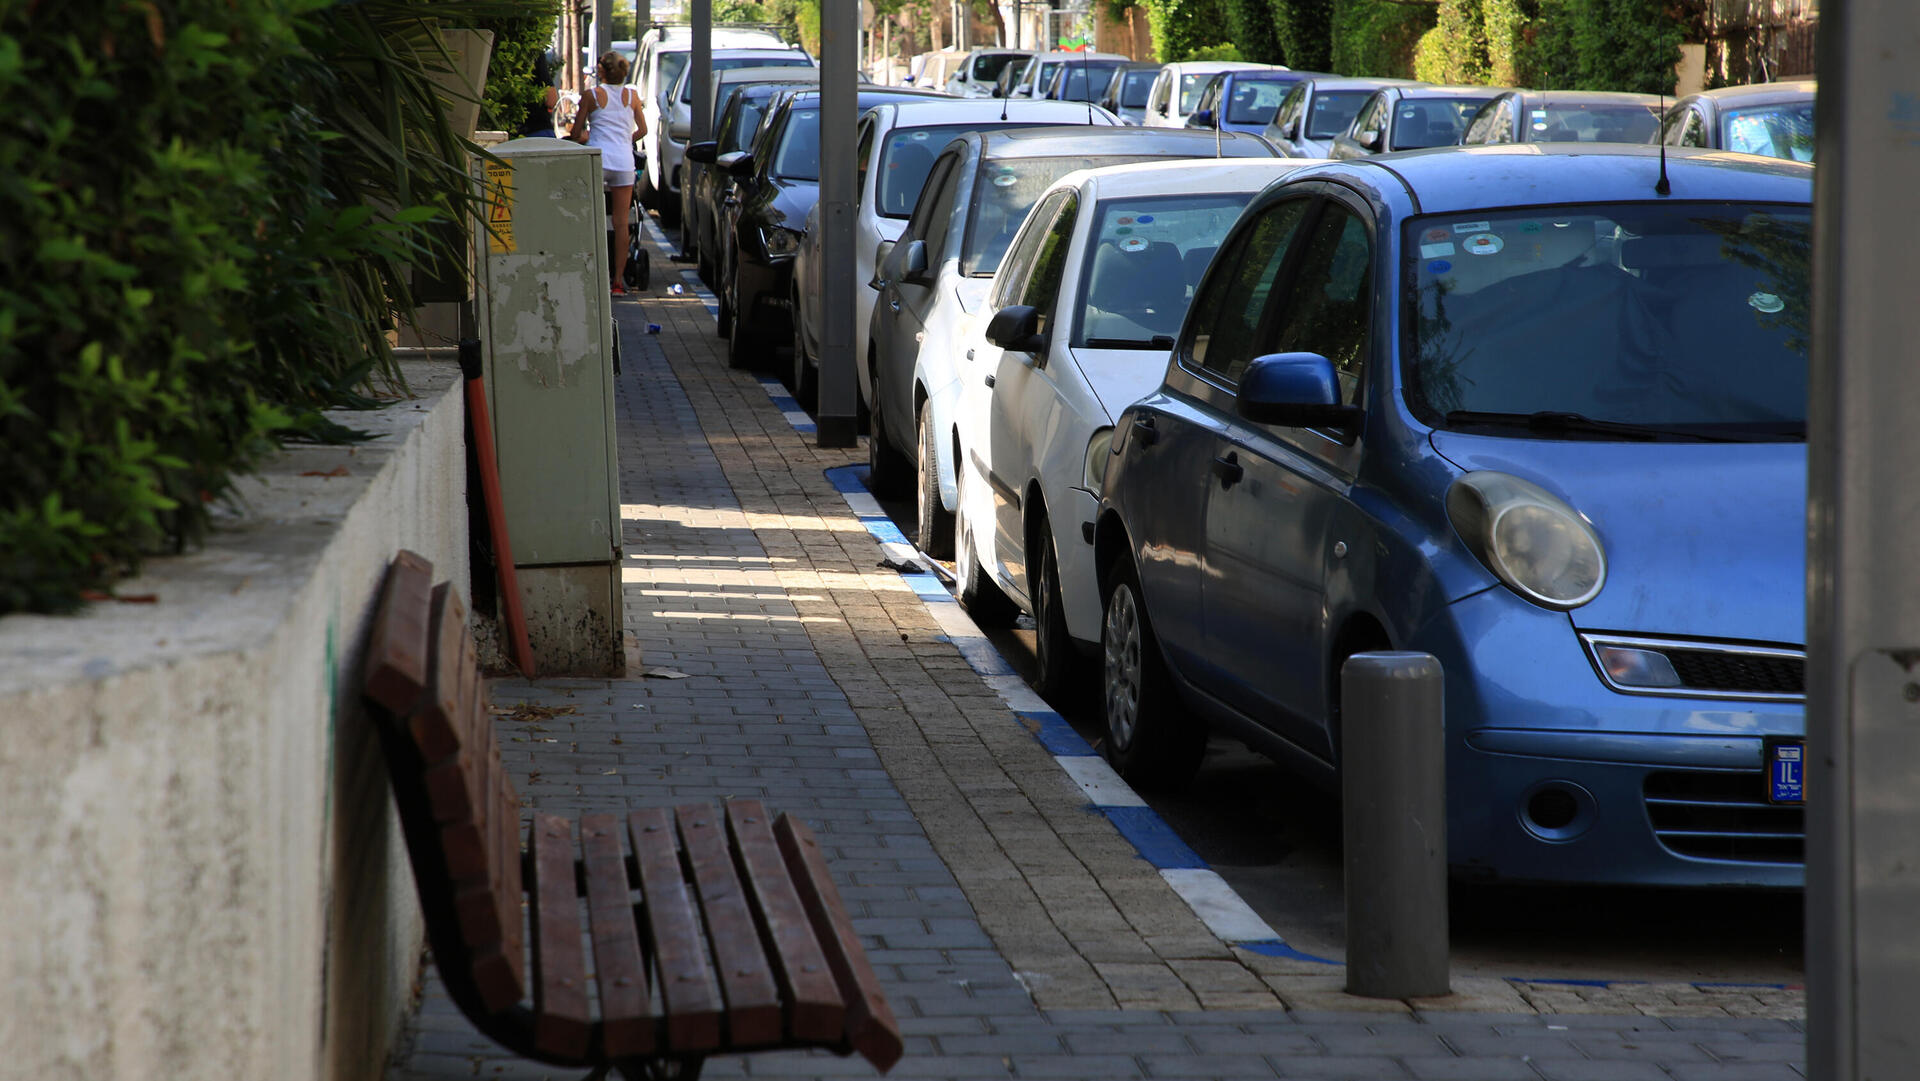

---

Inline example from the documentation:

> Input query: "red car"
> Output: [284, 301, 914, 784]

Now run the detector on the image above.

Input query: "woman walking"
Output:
[568, 52, 646, 295]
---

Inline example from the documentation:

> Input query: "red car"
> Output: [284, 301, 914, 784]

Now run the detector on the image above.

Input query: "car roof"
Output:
[1686, 79, 1817, 105]
[876, 98, 1119, 123]
[1167, 61, 1280, 74]
[1032, 50, 1128, 60]
[1069, 157, 1330, 198]
[1116, 60, 1162, 70]
[1392, 84, 1507, 100]
[781, 87, 949, 107]
[1513, 89, 1661, 106]
[1301, 76, 1424, 92]
[1286, 144, 1811, 216]
[979, 126, 1275, 158]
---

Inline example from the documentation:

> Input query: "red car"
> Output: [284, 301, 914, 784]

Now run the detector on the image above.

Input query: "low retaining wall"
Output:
[0, 361, 469, 1081]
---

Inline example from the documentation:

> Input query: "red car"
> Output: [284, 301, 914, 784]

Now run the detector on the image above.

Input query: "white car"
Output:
[632, 26, 795, 219]
[944, 48, 1034, 98]
[1006, 51, 1129, 99]
[950, 158, 1320, 696]
[1142, 61, 1282, 128]
[788, 98, 1118, 410]
[865, 126, 1278, 559]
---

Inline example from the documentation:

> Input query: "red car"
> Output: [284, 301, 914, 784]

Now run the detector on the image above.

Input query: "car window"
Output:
[994, 190, 1071, 308]
[960, 153, 1147, 277]
[1274, 84, 1305, 138]
[854, 119, 875, 206]
[1464, 98, 1504, 144]
[1405, 204, 1811, 436]
[1148, 71, 1171, 114]
[1184, 198, 1314, 382]
[1015, 193, 1080, 342]
[876, 123, 1033, 219]
[1528, 102, 1662, 143]
[1227, 80, 1291, 126]
[1309, 89, 1374, 140]
[1350, 93, 1389, 144]
[773, 108, 822, 179]
[973, 51, 1025, 81]
[1722, 102, 1815, 161]
[1680, 107, 1709, 147]
[1075, 192, 1254, 348]
[1121, 70, 1156, 109]
[905, 153, 958, 244]
[1269, 203, 1373, 404]
[921, 158, 967, 267]
[1179, 72, 1214, 113]
[1055, 61, 1123, 103]
[1389, 97, 1483, 149]
[679, 55, 811, 102]
[659, 52, 690, 99]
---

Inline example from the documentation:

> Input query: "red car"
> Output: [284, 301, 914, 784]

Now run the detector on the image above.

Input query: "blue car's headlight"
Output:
[1446, 471, 1605, 610]
[763, 226, 802, 257]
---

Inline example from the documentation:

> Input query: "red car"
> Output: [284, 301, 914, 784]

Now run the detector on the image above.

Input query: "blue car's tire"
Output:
[1101, 556, 1204, 788]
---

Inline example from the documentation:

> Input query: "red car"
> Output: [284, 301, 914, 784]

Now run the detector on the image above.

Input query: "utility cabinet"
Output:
[477, 136, 623, 675]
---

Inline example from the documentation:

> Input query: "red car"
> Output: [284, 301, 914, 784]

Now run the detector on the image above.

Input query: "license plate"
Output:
[1768, 740, 1804, 804]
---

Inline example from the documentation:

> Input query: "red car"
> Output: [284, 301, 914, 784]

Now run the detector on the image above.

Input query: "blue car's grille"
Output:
[1664, 648, 1804, 696]
[1643, 770, 1804, 865]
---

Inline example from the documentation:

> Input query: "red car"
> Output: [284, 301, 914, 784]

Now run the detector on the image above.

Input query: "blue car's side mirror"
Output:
[1237, 352, 1362, 431]
[1191, 108, 1214, 128]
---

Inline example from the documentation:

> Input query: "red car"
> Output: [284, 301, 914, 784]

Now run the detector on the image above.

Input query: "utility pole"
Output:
[815, 0, 859, 447]
[1807, 1, 1920, 1078]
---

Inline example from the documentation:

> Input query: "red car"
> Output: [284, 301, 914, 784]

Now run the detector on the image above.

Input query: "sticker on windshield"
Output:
[1423, 227, 1451, 243]
[1463, 233, 1504, 256]
[1136, 214, 1155, 223]
[912, 131, 930, 140]
[1427, 259, 1451, 273]
[1117, 216, 1134, 224]
[1452, 220, 1491, 234]
[1520, 220, 1542, 233]
[993, 173, 1018, 187]
[1120, 237, 1149, 252]
[1420, 241, 1455, 258]
[1749, 291, 1786, 313]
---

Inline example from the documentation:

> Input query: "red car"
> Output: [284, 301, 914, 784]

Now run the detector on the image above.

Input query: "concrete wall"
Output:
[0, 361, 469, 1081]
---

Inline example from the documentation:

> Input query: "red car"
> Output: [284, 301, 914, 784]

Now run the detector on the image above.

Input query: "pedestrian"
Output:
[567, 51, 646, 296]
[520, 49, 561, 137]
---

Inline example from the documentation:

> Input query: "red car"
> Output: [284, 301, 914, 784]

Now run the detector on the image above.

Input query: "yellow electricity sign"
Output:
[484, 160, 516, 254]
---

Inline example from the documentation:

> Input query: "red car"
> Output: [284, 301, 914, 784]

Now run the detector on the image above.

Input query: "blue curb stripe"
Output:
[903, 572, 949, 600]
[952, 636, 1017, 677]
[1509, 977, 1642, 988]
[1021, 710, 1097, 756]
[825, 464, 868, 493]
[863, 516, 912, 549]
[1239, 940, 1344, 964]
[1104, 806, 1207, 870]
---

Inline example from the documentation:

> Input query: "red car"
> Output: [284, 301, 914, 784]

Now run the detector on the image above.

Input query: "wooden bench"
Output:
[362, 551, 903, 1081]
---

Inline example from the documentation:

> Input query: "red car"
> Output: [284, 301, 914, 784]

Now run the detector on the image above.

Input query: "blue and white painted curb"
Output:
[822, 466, 1337, 965]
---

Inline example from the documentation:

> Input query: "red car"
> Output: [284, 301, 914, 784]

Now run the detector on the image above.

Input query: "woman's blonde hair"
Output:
[597, 52, 631, 85]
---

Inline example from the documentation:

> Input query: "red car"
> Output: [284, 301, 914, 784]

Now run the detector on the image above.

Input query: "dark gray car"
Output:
[1328, 83, 1506, 158]
[864, 126, 1277, 556]
[1262, 76, 1422, 157]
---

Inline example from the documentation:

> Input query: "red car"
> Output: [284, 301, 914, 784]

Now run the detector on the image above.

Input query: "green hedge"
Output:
[0, 1, 547, 614]
[1224, 0, 1286, 65]
[1143, 0, 1234, 61]
[1515, 0, 1682, 93]
[1270, 0, 1333, 72]
[1329, 0, 1433, 77]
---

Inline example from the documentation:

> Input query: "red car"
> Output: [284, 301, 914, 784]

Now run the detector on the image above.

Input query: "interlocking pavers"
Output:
[385, 230, 1804, 1081]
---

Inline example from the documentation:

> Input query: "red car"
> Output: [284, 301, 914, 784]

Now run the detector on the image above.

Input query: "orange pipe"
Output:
[459, 340, 537, 677]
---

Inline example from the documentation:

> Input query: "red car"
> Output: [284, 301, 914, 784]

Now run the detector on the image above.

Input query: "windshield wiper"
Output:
[1081, 336, 1175, 350]
[1444, 410, 1751, 442]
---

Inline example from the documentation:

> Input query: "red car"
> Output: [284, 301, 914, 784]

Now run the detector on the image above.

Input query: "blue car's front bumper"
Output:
[1409, 588, 1805, 888]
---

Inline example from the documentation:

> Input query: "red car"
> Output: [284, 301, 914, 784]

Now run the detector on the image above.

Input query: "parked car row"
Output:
[662, 47, 1816, 893]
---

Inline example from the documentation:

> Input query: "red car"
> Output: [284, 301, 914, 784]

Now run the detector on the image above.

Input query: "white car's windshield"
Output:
[971, 52, 1026, 81]
[1305, 89, 1370, 139]
[1407, 203, 1811, 440]
[874, 124, 1027, 218]
[1390, 97, 1487, 149]
[1074, 194, 1254, 347]
[961, 155, 1144, 275]
[1179, 73, 1214, 113]
[1525, 102, 1662, 143]
[1723, 103, 1815, 162]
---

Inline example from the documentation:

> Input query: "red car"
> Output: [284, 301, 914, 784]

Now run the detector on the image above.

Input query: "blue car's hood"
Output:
[1428, 432, 1806, 645]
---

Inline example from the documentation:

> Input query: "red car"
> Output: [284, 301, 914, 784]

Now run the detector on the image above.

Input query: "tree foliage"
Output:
[1413, 0, 1491, 84]
[1270, 0, 1333, 72]
[0, 0, 540, 613]
[1515, 0, 1682, 93]
[1223, 0, 1286, 64]
[1143, 0, 1236, 61]
[1329, 0, 1434, 77]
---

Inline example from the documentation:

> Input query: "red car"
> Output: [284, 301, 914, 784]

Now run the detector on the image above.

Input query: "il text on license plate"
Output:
[1768, 739, 1804, 804]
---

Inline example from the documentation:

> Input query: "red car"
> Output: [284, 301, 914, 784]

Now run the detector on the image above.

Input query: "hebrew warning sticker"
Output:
[485, 159, 516, 254]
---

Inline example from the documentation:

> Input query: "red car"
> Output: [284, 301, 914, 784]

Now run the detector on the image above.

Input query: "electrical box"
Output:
[477, 136, 623, 675]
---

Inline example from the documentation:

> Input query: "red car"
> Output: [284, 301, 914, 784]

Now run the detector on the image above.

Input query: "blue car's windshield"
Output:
[1405, 203, 1811, 439]
[1226, 78, 1296, 125]
[1119, 70, 1156, 108]
[1524, 101, 1663, 143]
[1304, 89, 1371, 139]
[1074, 194, 1254, 347]
[1051, 61, 1124, 102]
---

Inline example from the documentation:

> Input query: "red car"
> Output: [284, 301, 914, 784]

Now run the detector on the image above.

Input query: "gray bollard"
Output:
[1341, 651, 1450, 999]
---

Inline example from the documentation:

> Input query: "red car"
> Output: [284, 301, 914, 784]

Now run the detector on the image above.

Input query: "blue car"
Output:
[1093, 145, 1811, 888]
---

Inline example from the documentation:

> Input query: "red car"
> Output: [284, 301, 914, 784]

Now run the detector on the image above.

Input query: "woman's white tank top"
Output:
[586, 85, 638, 173]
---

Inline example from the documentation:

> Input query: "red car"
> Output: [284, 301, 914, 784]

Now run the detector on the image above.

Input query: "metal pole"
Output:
[690, 0, 712, 143]
[815, 0, 859, 448]
[636, 0, 650, 36]
[592, 0, 611, 67]
[1808, 3, 1920, 1078]
[1340, 652, 1449, 999]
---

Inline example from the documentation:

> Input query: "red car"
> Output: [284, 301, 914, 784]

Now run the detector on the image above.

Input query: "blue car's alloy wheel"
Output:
[1101, 559, 1204, 788]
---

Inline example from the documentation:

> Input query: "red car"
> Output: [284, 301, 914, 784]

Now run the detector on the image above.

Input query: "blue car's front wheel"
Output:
[1101, 558, 1204, 789]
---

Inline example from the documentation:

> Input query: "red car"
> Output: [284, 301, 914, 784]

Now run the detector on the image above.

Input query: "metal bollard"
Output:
[1341, 651, 1450, 999]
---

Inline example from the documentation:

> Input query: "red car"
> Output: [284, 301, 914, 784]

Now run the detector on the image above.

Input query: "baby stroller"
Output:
[608, 185, 650, 291]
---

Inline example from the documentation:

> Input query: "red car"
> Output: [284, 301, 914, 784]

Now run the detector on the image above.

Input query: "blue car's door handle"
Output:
[1130, 415, 1157, 446]
[1211, 451, 1243, 487]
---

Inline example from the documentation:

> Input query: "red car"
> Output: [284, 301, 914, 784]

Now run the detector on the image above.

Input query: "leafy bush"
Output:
[1143, 0, 1235, 61]
[1413, 0, 1491, 84]
[1330, 0, 1434, 77]
[1223, 0, 1285, 64]
[1515, 0, 1680, 93]
[1270, 0, 1333, 72]
[0, 0, 540, 614]
[478, 13, 560, 135]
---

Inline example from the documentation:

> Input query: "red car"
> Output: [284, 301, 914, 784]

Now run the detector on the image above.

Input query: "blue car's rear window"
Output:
[1405, 202, 1811, 440]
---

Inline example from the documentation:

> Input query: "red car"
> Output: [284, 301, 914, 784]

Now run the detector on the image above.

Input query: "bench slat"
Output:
[725, 800, 844, 1043]
[775, 812, 905, 1073]
[364, 551, 434, 715]
[466, 769, 527, 1015]
[413, 585, 473, 763]
[529, 813, 591, 1058]
[629, 807, 723, 1052]
[581, 812, 656, 1057]
[675, 803, 782, 1047]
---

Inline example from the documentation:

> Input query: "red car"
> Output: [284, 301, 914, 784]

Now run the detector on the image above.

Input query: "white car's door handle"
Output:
[984, 373, 995, 388]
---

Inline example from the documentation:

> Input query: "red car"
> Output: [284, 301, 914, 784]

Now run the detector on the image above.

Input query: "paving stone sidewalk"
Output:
[386, 243, 1805, 1080]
